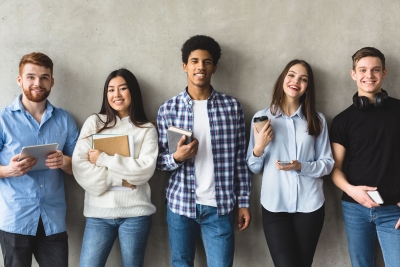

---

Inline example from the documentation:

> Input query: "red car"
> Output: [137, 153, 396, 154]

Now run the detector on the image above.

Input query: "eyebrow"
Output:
[190, 57, 213, 62]
[25, 73, 51, 77]
[357, 66, 381, 69]
[288, 70, 308, 77]
[108, 83, 127, 87]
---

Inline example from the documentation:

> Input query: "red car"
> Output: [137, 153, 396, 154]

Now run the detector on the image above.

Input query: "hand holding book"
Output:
[88, 149, 102, 164]
[173, 135, 199, 163]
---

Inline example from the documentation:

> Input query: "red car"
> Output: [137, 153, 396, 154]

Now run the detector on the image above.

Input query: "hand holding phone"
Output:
[367, 191, 384, 204]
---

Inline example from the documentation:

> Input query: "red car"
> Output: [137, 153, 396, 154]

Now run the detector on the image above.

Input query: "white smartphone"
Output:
[278, 161, 291, 166]
[367, 191, 384, 204]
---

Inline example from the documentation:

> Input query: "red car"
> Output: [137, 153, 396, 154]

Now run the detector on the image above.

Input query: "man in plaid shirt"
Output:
[157, 35, 251, 267]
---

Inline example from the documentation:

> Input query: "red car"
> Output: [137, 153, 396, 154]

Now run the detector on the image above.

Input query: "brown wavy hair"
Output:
[19, 52, 53, 75]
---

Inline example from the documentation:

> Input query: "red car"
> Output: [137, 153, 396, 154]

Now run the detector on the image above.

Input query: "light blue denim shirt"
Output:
[0, 95, 79, 235]
[246, 105, 334, 213]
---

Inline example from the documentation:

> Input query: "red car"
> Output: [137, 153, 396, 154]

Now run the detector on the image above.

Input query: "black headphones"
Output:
[352, 89, 388, 110]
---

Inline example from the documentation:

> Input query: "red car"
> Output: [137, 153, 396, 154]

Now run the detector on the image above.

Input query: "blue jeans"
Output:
[79, 216, 152, 267]
[167, 204, 234, 267]
[342, 201, 400, 267]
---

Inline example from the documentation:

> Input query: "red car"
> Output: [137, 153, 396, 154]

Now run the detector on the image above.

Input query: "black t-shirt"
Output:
[330, 97, 400, 205]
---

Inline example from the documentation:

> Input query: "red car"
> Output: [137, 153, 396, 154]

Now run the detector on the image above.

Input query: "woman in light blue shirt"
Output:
[246, 59, 334, 267]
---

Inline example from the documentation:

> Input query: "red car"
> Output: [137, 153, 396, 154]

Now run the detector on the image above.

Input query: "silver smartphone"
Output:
[277, 161, 291, 166]
[367, 191, 384, 204]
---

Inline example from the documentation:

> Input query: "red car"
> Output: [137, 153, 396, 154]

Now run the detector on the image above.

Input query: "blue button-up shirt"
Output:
[247, 106, 334, 213]
[157, 88, 251, 218]
[0, 95, 79, 236]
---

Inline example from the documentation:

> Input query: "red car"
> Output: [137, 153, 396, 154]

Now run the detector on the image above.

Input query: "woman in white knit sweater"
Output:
[72, 68, 158, 267]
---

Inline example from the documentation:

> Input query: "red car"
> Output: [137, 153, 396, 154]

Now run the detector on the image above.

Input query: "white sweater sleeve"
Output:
[95, 125, 158, 185]
[72, 116, 121, 196]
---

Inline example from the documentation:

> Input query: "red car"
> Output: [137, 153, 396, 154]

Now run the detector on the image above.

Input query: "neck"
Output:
[187, 85, 212, 100]
[21, 95, 46, 123]
[281, 97, 300, 117]
[358, 88, 382, 103]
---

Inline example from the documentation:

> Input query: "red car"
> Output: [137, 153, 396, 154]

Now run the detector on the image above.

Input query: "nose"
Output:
[197, 61, 205, 70]
[114, 89, 122, 97]
[366, 69, 373, 77]
[34, 77, 41, 86]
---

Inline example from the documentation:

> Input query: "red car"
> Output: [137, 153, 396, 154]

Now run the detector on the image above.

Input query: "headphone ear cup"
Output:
[374, 90, 388, 107]
[353, 93, 370, 110]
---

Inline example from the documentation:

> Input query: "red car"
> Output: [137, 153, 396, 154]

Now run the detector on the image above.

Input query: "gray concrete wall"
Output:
[0, 1, 399, 266]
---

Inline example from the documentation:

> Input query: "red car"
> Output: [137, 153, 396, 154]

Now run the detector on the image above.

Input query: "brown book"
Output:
[92, 134, 132, 157]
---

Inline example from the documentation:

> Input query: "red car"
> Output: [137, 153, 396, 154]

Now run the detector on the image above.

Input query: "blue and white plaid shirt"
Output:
[157, 88, 251, 218]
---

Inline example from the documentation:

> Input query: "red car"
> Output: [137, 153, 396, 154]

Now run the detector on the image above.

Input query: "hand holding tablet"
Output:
[19, 143, 59, 172]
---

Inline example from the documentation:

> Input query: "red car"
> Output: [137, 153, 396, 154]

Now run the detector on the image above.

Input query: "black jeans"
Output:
[0, 217, 68, 267]
[262, 204, 325, 267]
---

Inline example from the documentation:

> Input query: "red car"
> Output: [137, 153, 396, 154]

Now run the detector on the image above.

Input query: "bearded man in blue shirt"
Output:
[0, 52, 79, 267]
[157, 35, 251, 267]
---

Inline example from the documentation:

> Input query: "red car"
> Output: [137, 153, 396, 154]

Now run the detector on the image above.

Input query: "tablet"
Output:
[19, 143, 59, 172]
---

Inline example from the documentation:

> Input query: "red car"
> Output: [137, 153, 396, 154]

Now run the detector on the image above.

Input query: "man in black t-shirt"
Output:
[330, 47, 400, 267]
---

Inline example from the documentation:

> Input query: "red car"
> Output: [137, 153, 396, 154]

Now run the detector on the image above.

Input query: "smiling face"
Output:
[351, 56, 387, 100]
[282, 64, 309, 102]
[183, 49, 217, 92]
[107, 76, 132, 118]
[17, 63, 54, 103]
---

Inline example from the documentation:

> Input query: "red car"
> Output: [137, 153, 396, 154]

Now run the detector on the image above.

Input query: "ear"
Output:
[182, 62, 187, 73]
[17, 75, 22, 86]
[212, 65, 217, 74]
[350, 70, 356, 81]
[382, 68, 387, 79]
[51, 77, 54, 87]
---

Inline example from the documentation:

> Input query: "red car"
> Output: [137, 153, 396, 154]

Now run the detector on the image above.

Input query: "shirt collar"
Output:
[272, 104, 305, 120]
[183, 86, 216, 106]
[9, 94, 54, 114]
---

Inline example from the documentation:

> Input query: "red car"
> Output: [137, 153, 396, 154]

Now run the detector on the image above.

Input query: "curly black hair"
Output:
[181, 35, 221, 65]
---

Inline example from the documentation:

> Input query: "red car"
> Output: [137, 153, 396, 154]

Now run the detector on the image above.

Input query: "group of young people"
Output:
[0, 35, 398, 267]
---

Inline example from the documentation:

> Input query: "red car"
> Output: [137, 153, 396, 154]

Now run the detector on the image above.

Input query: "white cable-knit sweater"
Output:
[72, 114, 158, 218]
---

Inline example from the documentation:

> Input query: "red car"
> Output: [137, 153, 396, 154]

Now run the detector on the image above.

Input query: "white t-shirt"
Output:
[192, 100, 217, 207]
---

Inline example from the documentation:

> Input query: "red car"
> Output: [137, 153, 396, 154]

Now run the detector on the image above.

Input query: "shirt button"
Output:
[38, 203, 41, 206]
[191, 190, 194, 193]
[38, 131, 41, 134]
[191, 175, 193, 177]
[40, 185, 43, 187]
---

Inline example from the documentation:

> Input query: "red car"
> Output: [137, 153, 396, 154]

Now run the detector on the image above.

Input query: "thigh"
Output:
[375, 204, 400, 267]
[118, 216, 152, 267]
[79, 218, 118, 267]
[34, 233, 68, 267]
[0, 230, 34, 267]
[167, 205, 199, 267]
[292, 204, 325, 267]
[342, 201, 376, 267]
[261, 207, 299, 267]
[199, 206, 234, 267]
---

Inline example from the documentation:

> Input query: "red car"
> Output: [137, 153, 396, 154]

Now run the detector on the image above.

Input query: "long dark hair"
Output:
[270, 59, 322, 137]
[96, 68, 149, 133]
